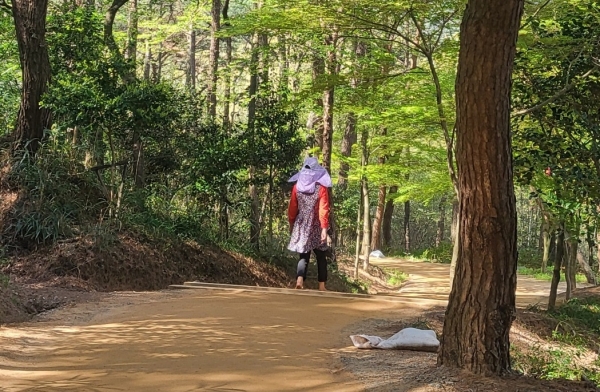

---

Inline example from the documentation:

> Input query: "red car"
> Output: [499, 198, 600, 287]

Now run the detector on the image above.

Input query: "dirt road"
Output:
[0, 259, 577, 392]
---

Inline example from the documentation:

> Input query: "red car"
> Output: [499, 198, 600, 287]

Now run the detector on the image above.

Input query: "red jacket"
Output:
[288, 184, 330, 229]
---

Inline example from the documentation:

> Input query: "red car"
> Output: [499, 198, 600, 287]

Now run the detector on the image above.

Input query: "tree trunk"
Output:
[541, 223, 551, 273]
[338, 113, 356, 190]
[310, 48, 325, 152]
[450, 198, 459, 243]
[222, 0, 232, 128]
[132, 131, 144, 188]
[207, 0, 221, 118]
[11, 0, 53, 154]
[382, 186, 397, 250]
[338, 40, 365, 189]
[361, 129, 370, 270]
[187, 25, 196, 91]
[258, 33, 269, 86]
[548, 225, 565, 310]
[577, 251, 597, 285]
[435, 195, 447, 247]
[403, 201, 411, 253]
[143, 40, 152, 80]
[354, 150, 365, 279]
[371, 185, 386, 251]
[597, 218, 600, 273]
[278, 35, 289, 90]
[248, 33, 260, 250]
[104, 0, 135, 83]
[565, 236, 576, 300]
[321, 32, 338, 172]
[125, 0, 138, 67]
[438, 0, 523, 375]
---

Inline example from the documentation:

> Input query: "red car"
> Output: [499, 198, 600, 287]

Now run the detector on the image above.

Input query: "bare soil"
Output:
[2, 252, 600, 391]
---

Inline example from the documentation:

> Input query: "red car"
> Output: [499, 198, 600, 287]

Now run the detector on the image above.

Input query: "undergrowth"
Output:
[517, 266, 589, 283]
[512, 296, 600, 387]
[383, 269, 409, 286]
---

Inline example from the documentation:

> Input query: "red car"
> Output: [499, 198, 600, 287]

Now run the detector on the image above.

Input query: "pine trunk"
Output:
[435, 196, 447, 247]
[371, 186, 386, 251]
[248, 33, 260, 250]
[548, 225, 565, 310]
[222, 0, 232, 128]
[438, 0, 523, 375]
[382, 186, 397, 249]
[125, 0, 138, 67]
[321, 32, 338, 172]
[360, 129, 370, 270]
[403, 201, 410, 252]
[11, 0, 52, 154]
[143, 40, 152, 80]
[338, 113, 356, 190]
[207, 0, 221, 117]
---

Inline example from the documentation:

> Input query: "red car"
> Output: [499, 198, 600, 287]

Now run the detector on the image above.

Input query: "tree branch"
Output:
[104, 0, 129, 58]
[520, 0, 552, 30]
[512, 67, 598, 117]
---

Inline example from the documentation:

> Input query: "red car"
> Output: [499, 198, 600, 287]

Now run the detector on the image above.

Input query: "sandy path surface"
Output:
[370, 258, 581, 307]
[0, 259, 576, 392]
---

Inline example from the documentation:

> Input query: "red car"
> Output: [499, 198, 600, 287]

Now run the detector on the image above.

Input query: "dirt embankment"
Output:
[0, 229, 302, 324]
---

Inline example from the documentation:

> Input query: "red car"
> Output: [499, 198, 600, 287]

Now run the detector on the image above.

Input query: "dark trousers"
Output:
[297, 249, 327, 282]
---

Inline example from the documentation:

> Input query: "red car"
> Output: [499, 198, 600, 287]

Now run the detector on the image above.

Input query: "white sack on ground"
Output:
[350, 328, 439, 352]
[369, 250, 385, 258]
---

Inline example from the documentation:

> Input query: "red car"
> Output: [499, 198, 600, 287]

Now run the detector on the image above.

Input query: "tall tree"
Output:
[438, 0, 524, 375]
[10, 0, 52, 154]
[208, 0, 221, 118]
[248, 32, 260, 250]
[321, 31, 338, 172]
[125, 0, 138, 65]
[222, 0, 232, 128]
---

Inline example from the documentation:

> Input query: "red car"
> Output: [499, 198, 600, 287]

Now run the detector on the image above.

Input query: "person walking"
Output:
[287, 157, 332, 291]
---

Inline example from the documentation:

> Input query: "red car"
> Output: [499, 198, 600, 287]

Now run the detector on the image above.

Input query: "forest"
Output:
[2, 0, 600, 388]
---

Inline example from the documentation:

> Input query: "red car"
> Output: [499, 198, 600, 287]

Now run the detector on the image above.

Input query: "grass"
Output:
[517, 266, 589, 283]
[512, 295, 600, 387]
[384, 269, 409, 286]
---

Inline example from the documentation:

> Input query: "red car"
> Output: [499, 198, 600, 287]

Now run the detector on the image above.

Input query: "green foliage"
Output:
[551, 297, 600, 335]
[384, 269, 408, 286]
[415, 242, 453, 264]
[517, 266, 588, 283]
[3, 140, 102, 248]
[512, 296, 600, 387]
[0, 11, 20, 136]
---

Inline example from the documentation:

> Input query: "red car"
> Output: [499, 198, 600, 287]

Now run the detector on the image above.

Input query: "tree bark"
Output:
[338, 113, 356, 190]
[403, 201, 411, 253]
[321, 32, 338, 172]
[11, 0, 53, 154]
[187, 25, 196, 91]
[577, 251, 597, 285]
[104, 0, 134, 83]
[143, 40, 152, 81]
[438, 0, 523, 375]
[382, 186, 397, 249]
[338, 40, 365, 189]
[371, 185, 386, 251]
[222, 0, 232, 128]
[248, 33, 260, 250]
[125, 0, 138, 67]
[540, 204, 552, 272]
[207, 0, 221, 118]
[548, 225, 565, 310]
[360, 129, 370, 270]
[435, 195, 447, 247]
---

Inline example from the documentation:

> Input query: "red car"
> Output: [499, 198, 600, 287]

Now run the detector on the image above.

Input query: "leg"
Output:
[296, 252, 310, 289]
[313, 249, 328, 291]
